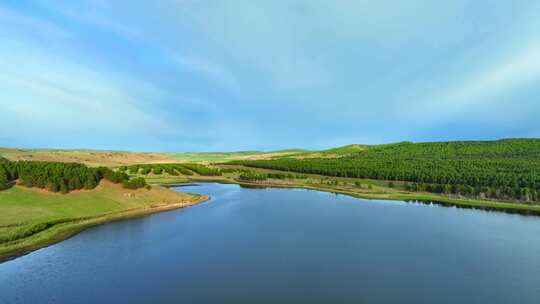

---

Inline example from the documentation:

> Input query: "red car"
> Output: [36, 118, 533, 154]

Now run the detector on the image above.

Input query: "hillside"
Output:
[289, 144, 368, 159]
[0, 148, 176, 167]
[0, 180, 206, 261]
[231, 139, 540, 202]
[320, 144, 368, 155]
[0, 148, 309, 166]
[166, 149, 308, 163]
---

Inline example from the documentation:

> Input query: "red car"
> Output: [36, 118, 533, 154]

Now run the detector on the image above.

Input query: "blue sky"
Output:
[1, 1, 539, 152]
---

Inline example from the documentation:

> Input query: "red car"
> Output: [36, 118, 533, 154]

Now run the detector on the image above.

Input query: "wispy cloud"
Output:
[418, 45, 540, 116]
[1, 1, 539, 150]
[0, 34, 174, 144]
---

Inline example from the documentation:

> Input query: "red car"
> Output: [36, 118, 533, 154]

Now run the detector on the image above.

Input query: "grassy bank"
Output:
[147, 168, 540, 216]
[0, 181, 207, 262]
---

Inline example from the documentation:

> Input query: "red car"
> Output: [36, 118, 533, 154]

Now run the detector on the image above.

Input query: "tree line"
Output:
[238, 171, 267, 181]
[120, 163, 222, 176]
[231, 139, 540, 202]
[238, 171, 307, 182]
[120, 164, 195, 176]
[180, 164, 222, 176]
[0, 158, 147, 193]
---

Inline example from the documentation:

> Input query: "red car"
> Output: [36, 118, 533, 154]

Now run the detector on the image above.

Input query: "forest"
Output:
[0, 157, 147, 193]
[231, 139, 540, 202]
[121, 163, 194, 176]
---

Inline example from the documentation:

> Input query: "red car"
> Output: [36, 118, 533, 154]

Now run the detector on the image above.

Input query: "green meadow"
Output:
[0, 181, 206, 261]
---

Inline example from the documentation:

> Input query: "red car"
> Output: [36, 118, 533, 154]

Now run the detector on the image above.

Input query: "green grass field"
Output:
[0, 181, 206, 261]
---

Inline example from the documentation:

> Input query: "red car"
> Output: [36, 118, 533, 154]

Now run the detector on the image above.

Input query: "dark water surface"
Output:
[1, 183, 540, 304]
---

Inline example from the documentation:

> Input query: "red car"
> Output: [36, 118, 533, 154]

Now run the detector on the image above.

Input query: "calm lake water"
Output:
[1, 183, 540, 303]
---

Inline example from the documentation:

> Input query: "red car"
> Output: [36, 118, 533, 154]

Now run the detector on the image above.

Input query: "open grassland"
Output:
[165, 149, 308, 163]
[168, 146, 363, 162]
[0, 148, 313, 167]
[165, 145, 368, 162]
[0, 148, 177, 167]
[0, 181, 207, 261]
[0, 144, 365, 167]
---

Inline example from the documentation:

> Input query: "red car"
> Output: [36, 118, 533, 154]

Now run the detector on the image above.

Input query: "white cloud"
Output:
[2, 0, 540, 150]
[0, 39, 174, 140]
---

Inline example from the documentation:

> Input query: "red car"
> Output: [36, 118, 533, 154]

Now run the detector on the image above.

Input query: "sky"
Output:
[1, 0, 539, 152]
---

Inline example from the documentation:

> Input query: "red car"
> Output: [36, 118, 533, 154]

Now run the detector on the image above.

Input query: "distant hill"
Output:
[4, 138, 539, 168]
[166, 149, 309, 163]
[0, 147, 309, 166]
[320, 144, 368, 154]
[0, 148, 176, 167]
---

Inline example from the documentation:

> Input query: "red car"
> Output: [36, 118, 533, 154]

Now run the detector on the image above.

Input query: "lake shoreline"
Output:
[164, 176, 540, 217]
[0, 194, 209, 263]
[4, 175, 538, 263]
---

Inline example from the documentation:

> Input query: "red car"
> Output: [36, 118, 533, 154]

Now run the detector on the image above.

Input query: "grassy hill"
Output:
[320, 144, 368, 155]
[0, 181, 206, 261]
[288, 144, 368, 159]
[0, 148, 176, 167]
[0, 148, 310, 166]
[0, 144, 372, 167]
[0, 157, 207, 261]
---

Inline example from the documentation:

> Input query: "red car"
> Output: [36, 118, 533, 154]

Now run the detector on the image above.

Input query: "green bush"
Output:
[238, 171, 267, 181]
[122, 177, 148, 189]
[181, 164, 222, 176]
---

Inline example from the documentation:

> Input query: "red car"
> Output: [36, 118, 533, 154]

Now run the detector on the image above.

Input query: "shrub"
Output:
[122, 177, 148, 189]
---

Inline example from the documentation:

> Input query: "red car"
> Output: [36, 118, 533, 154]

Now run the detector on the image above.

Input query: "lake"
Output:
[1, 183, 540, 303]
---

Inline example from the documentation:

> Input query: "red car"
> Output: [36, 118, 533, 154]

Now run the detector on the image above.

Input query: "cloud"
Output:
[1, 1, 540, 150]
[162, 0, 471, 91]
[0, 34, 175, 145]
[418, 45, 540, 116]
